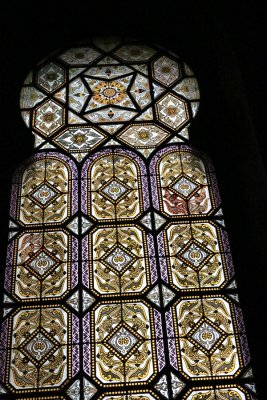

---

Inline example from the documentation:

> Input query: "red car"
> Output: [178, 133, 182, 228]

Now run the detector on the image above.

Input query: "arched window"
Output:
[0, 37, 256, 399]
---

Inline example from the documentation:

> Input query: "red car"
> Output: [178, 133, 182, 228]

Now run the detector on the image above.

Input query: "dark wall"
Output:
[0, 1, 266, 397]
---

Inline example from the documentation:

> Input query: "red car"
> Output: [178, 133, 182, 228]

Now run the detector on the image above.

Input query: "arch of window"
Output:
[0, 37, 256, 399]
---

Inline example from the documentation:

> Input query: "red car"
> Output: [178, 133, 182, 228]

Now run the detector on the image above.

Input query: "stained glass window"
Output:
[0, 37, 257, 399]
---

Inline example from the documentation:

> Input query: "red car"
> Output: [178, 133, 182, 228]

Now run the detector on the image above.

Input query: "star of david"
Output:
[103, 245, 134, 273]
[171, 175, 198, 198]
[85, 76, 135, 110]
[188, 319, 226, 355]
[105, 324, 142, 360]
[178, 240, 211, 270]
[100, 179, 129, 202]
[21, 329, 59, 366]
[29, 182, 59, 207]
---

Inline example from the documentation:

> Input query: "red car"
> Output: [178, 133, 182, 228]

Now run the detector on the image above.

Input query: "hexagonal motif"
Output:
[152, 56, 181, 87]
[34, 99, 64, 136]
[156, 93, 189, 130]
[37, 62, 65, 93]
[58, 46, 101, 65]
[54, 127, 106, 153]
[118, 124, 170, 149]
[115, 44, 156, 62]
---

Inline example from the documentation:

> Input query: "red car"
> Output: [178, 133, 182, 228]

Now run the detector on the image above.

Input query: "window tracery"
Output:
[0, 37, 256, 399]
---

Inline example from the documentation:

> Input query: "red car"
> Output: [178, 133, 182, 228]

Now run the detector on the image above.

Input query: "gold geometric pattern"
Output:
[87, 153, 144, 221]
[5, 306, 71, 391]
[155, 149, 213, 216]
[183, 386, 251, 399]
[87, 225, 151, 296]
[91, 300, 158, 385]
[17, 157, 72, 225]
[12, 230, 71, 300]
[172, 296, 242, 379]
[164, 221, 229, 290]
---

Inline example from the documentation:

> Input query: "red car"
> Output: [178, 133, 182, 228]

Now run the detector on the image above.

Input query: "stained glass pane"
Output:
[0, 38, 256, 399]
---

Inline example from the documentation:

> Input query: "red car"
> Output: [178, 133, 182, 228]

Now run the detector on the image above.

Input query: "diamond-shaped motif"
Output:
[104, 246, 133, 272]
[108, 326, 138, 356]
[180, 241, 210, 268]
[147, 285, 160, 307]
[191, 321, 222, 351]
[171, 372, 185, 397]
[30, 183, 58, 205]
[154, 375, 168, 398]
[172, 176, 197, 197]
[24, 331, 55, 361]
[67, 379, 80, 400]
[83, 377, 97, 400]
[101, 179, 129, 201]
[29, 251, 56, 276]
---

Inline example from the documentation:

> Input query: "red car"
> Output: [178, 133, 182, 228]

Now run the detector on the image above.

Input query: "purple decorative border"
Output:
[72, 344, 80, 376]
[0, 349, 7, 382]
[150, 173, 159, 209]
[82, 236, 89, 260]
[83, 343, 91, 376]
[225, 252, 234, 279]
[72, 314, 79, 344]
[149, 257, 158, 284]
[165, 309, 175, 337]
[221, 229, 231, 252]
[159, 257, 169, 283]
[234, 305, 246, 334]
[83, 314, 91, 375]
[72, 179, 78, 215]
[0, 319, 8, 350]
[157, 231, 165, 257]
[168, 338, 178, 370]
[220, 229, 234, 278]
[240, 333, 251, 366]
[147, 234, 155, 257]
[210, 172, 222, 208]
[153, 309, 163, 338]
[83, 312, 90, 343]
[4, 240, 14, 292]
[71, 262, 79, 289]
[72, 236, 78, 261]
[156, 339, 165, 371]
[82, 261, 89, 288]
[141, 174, 149, 211]
[9, 183, 18, 219]
[81, 179, 87, 214]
